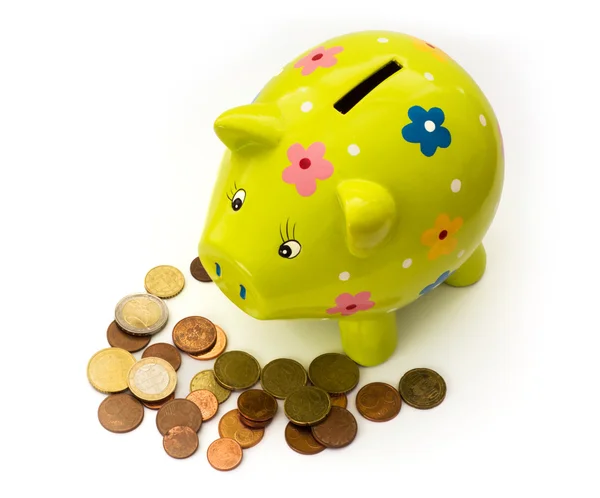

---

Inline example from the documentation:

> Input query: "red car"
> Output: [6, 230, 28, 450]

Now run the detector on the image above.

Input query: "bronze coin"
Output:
[98, 393, 144, 433]
[106, 320, 150, 353]
[142, 392, 175, 410]
[356, 382, 402, 422]
[238, 412, 271, 429]
[311, 406, 357, 448]
[285, 422, 326, 455]
[141, 343, 182, 371]
[172, 316, 217, 354]
[156, 398, 203, 435]
[399, 368, 447, 409]
[207, 438, 243, 471]
[218, 409, 264, 449]
[190, 257, 212, 282]
[330, 393, 348, 409]
[237, 389, 278, 422]
[187, 325, 227, 360]
[163, 426, 199, 459]
[186, 389, 219, 422]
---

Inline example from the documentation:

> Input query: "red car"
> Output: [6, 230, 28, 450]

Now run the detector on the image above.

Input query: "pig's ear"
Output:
[336, 179, 397, 258]
[214, 103, 284, 152]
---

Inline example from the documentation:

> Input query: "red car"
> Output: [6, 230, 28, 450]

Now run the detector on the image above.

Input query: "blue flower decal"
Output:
[402, 106, 451, 157]
[419, 270, 454, 296]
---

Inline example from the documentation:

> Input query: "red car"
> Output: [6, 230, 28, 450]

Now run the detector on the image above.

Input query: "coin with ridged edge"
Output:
[114, 293, 168, 336]
[260, 358, 307, 399]
[399, 368, 447, 409]
[308, 353, 359, 395]
[214, 351, 261, 390]
[284, 386, 331, 426]
[144, 265, 185, 299]
[127, 357, 177, 402]
[190, 370, 231, 403]
[87, 347, 136, 394]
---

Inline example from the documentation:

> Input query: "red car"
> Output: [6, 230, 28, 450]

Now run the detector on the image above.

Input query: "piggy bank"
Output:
[198, 31, 503, 367]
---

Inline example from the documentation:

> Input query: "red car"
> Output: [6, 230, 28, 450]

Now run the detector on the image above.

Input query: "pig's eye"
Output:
[278, 240, 301, 259]
[231, 189, 246, 211]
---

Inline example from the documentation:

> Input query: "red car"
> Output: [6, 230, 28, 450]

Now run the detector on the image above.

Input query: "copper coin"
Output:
[186, 389, 219, 422]
[163, 426, 199, 459]
[237, 389, 278, 422]
[218, 409, 264, 449]
[172, 316, 217, 354]
[330, 393, 348, 409]
[187, 325, 228, 360]
[285, 422, 326, 455]
[356, 382, 402, 422]
[106, 320, 150, 353]
[98, 393, 144, 433]
[207, 438, 243, 471]
[141, 392, 175, 410]
[190, 257, 212, 282]
[238, 412, 271, 429]
[399, 368, 447, 409]
[311, 406, 357, 448]
[141, 343, 182, 371]
[156, 398, 203, 435]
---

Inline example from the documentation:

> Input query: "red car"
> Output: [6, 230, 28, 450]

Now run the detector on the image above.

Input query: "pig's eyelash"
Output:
[280, 218, 297, 242]
[226, 182, 238, 201]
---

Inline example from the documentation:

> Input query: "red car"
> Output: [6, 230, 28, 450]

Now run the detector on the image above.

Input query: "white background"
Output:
[1, 1, 598, 497]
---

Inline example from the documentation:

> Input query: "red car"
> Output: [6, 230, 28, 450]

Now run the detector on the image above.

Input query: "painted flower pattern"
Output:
[412, 37, 449, 62]
[402, 106, 451, 157]
[294, 46, 343, 75]
[282, 142, 334, 197]
[419, 270, 454, 296]
[327, 292, 375, 316]
[421, 214, 463, 260]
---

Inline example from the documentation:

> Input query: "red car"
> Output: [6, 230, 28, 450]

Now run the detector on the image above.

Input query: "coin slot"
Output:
[215, 262, 221, 277]
[239, 284, 247, 300]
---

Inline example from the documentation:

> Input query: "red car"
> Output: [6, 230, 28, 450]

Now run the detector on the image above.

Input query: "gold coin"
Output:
[144, 265, 185, 299]
[284, 386, 331, 426]
[214, 351, 261, 391]
[127, 357, 177, 402]
[87, 348, 136, 394]
[399, 368, 447, 409]
[260, 358, 307, 399]
[114, 293, 168, 336]
[308, 353, 360, 395]
[190, 370, 231, 403]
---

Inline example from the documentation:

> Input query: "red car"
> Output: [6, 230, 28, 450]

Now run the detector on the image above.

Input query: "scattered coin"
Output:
[190, 257, 212, 282]
[156, 398, 203, 436]
[237, 389, 278, 422]
[285, 422, 326, 455]
[284, 386, 331, 426]
[172, 316, 217, 354]
[311, 406, 358, 448]
[127, 357, 177, 402]
[207, 437, 243, 471]
[356, 382, 402, 422]
[144, 265, 185, 299]
[142, 392, 175, 410]
[214, 350, 261, 390]
[330, 393, 348, 409]
[142, 343, 182, 371]
[187, 324, 228, 360]
[114, 293, 169, 336]
[238, 412, 271, 429]
[190, 370, 231, 403]
[106, 320, 150, 352]
[186, 389, 219, 422]
[309, 353, 359, 395]
[163, 426, 199, 459]
[260, 358, 307, 399]
[87, 347, 136, 394]
[399, 368, 447, 409]
[218, 409, 264, 449]
[98, 393, 144, 433]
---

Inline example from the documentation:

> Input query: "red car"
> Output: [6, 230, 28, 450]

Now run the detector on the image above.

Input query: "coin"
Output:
[98, 393, 144, 433]
[207, 438, 243, 471]
[106, 320, 150, 352]
[284, 386, 331, 426]
[163, 426, 199, 459]
[214, 350, 261, 390]
[144, 265, 185, 299]
[330, 393, 348, 409]
[142, 392, 175, 410]
[218, 409, 264, 449]
[356, 382, 402, 422]
[260, 358, 307, 399]
[238, 412, 271, 429]
[172, 316, 217, 354]
[142, 343, 182, 371]
[311, 406, 358, 448]
[187, 325, 228, 360]
[114, 293, 168, 336]
[399, 368, 447, 409]
[190, 257, 212, 282]
[190, 370, 231, 403]
[127, 357, 177, 402]
[308, 353, 360, 395]
[87, 347, 136, 394]
[156, 398, 203, 435]
[237, 389, 278, 422]
[186, 389, 219, 422]
[285, 422, 326, 455]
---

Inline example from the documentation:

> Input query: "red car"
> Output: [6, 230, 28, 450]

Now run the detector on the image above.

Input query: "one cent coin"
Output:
[187, 325, 227, 360]
[172, 316, 217, 354]
[142, 343, 181, 371]
[163, 426, 199, 459]
[190, 257, 212, 282]
[330, 393, 348, 409]
[142, 392, 175, 410]
[98, 393, 144, 433]
[144, 265, 185, 299]
[309, 353, 360, 395]
[186, 389, 219, 422]
[285, 422, 326, 455]
[238, 412, 270, 429]
[106, 320, 150, 352]
[87, 347, 136, 394]
[260, 358, 307, 399]
[207, 438, 243, 471]
[399, 368, 447, 409]
[214, 350, 261, 390]
[189, 370, 231, 403]
[284, 386, 331, 426]
[156, 398, 203, 436]
[311, 406, 358, 448]
[218, 409, 264, 449]
[127, 357, 177, 402]
[114, 293, 168, 336]
[237, 389, 278, 422]
[356, 382, 402, 422]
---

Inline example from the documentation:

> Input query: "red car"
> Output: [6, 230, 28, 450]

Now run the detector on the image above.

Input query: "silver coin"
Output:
[114, 293, 168, 336]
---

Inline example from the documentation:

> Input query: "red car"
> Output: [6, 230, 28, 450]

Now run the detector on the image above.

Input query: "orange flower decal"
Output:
[412, 38, 449, 62]
[421, 214, 463, 260]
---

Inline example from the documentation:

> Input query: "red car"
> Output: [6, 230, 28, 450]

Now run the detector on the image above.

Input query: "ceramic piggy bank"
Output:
[198, 30, 503, 367]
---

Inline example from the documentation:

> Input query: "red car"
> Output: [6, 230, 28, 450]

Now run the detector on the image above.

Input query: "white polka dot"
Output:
[451, 179, 462, 193]
[347, 144, 360, 156]
[457, 250, 465, 258]
[301, 101, 313, 112]
[377, 37, 389, 43]
[424, 72, 434, 81]
[479, 114, 487, 126]
[339, 271, 350, 281]
[424, 120, 436, 132]
[402, 258, 413, 269]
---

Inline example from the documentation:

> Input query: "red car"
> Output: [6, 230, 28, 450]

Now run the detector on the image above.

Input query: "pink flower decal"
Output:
[282, 142, 334, 197]
[294, 46, 344, 75]
[327, 292, 375, 316]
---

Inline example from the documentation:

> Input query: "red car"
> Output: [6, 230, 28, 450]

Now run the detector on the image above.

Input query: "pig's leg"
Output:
[445, 243, 486, 287]
[339, 312, 397, 367]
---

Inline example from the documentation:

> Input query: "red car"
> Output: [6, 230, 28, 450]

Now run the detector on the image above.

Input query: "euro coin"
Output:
[106, 320, 150, 352]
[284, 422, 326, 455]
[163, 426, 199, 459]
[127, 357, 177, 402]
[207, 438, 242, 471]
[114, 293, 168, 336]
[144, 265, 185, 299]
[214, 350, 260, 390]
[218, 409, 264, 449]
[311, 406, 357, 448]
[98, 393, 144, 433]
[141, 342, 181, 371]
[172, 316, 217, 354]
[237, 389, 278, 422]
[399, 368, 446, 409]
[260, 358, 307, 399]
[284, 386, 331, 426]
[356, 382, 401, 421]
[189, 370, 231, 403]
[156, 398, 202, 436]
[87, 347, 136, 394]
[308, 353, 359, 395]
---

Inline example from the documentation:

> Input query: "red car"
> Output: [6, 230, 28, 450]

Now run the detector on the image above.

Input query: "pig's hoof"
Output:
[338, 313, 397, 367]
[445, 243, 486, 287]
